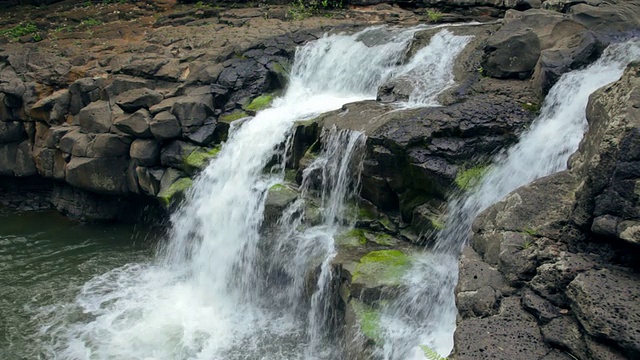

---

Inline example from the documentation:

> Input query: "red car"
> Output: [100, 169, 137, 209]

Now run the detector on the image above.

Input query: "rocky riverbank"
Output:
[1, 0, 639, 359]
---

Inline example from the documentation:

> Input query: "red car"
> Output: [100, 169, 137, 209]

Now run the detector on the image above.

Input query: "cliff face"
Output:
[454, 62, 640, 360]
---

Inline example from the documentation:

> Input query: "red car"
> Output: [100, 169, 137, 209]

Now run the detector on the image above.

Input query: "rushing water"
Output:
[377, 39, 640, 359]
[0, 26, 474, 359]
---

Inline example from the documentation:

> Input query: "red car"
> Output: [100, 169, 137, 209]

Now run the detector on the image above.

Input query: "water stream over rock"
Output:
[17, 26, 473, 359]
[377, 39, 640, 360]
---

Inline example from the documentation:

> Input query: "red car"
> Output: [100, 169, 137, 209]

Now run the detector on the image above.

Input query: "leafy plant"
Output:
[420, 345, 448, 360]
[80, 18, 103, 26]
[0, 22, 39, 40]
[427, 9, 443, 23]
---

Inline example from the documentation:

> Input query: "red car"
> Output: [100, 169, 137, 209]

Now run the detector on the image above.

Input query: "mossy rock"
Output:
[455, 165, 489, 190]
[336, 229, 397, 248]
[183, 145, 221, 173]
[352, 249, 411, 286]
[219, 110, 249, 123]
[157, 177, 193, 207]
[351, 300, 382, 342]
[244, 94, 274, 112]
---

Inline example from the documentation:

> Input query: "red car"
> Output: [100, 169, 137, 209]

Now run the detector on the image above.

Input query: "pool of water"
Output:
[0, 208, 156, 359]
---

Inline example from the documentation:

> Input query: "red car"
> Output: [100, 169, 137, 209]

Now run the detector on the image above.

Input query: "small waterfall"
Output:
[40, 26, 474, 359]
[378, 39, 640, 359]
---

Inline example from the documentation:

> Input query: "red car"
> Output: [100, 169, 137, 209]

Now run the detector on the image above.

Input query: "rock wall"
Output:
[454, 62, 640, 360]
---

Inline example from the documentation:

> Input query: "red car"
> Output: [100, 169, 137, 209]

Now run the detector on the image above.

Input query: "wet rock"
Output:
[130, 139, 160, 167]
[78, 100, 112, 133]
[150, 111, 182, 141]
[113, 109, 153, 138]
[160, 140, 197, 170]
[263, 184, 298, 226]
[115, 88, 163, 113]
[376, 77, 415, 103]
[569, 2, 640, 33]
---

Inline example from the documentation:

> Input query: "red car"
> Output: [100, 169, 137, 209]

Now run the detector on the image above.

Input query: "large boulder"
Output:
[115, 88, 163, 113]
[65, 156, 130, 195]
[113, 109, 153, 138]
[130, 139, 160, 167]
[169, 94, 215, 133]
[78, 100, 113, 133]
[150, 111, 182, 140]
[482, 26, 541, 79]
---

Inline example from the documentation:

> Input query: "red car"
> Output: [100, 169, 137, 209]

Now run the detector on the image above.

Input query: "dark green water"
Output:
[0, 208, 155, 359]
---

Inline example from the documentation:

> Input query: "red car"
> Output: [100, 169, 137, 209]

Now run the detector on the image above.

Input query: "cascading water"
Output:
[378, 39, 640, 359]
[34, 26, 473, 360]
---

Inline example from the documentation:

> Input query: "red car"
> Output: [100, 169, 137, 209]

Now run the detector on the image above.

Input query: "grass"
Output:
[79, 18, 103, 27]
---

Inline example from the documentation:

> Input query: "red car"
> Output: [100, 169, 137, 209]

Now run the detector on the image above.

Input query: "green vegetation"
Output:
[0, 22, 41, 41]
[79, 18, 103, 27]
[158, 178, 193, 207]
[455, 165, 489, 190]
[351, 300, 382, 342]
[353, 250, 411, 285]
[420, 345, 448, 360]
[523, 227, 537, 236]
[219, 111, 249, 123]
[430, 216, 445, 231]
[288, 0, 344, 21]
[269, 183, 287, 191]
[427, 9, 443, 23]
[183, 146, 221, 171]
[245, 95, 274, 112]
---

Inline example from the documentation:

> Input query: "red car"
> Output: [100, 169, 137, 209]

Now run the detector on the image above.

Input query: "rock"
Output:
[28, 89, 70, 124]
[0, 142, 18, 175]
[149, 97, 179, 115]
[130, 139, 160, 167]
[170, 94, 215, 133]
[567, 268, 640, 357]
[115, 88, 163, 113]
[533, 29, 601, 95]
[68, 77, 104, 115]
[483, 26, 541, 79]
[569, 2, 640, 34]
[136, 166, 163, 196]
[58, 129, 91, 157]
[263, 184, 298, 225]
[521, 288, 560, 323]
[65, 156, 129, 194]
[113, 109, 153, 138]
[529, 252, 594, 307]
[184, 117, 217, 145]
[0, 121, 23, 143]
[78, 100, 112, 133]
[157, 176, 192, 207]
[104, 75, 152, 101]
[89, 133, 132, 158]
[14, 140, 37, 176]
[150, 110, 182, 140]
[160, 140, 197, 170]
[376, 77, 415, 103]
[541, 316, 587, 359]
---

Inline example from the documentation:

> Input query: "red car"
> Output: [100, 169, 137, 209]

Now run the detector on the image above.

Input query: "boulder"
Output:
[78, 100, 112, 133]
[28, 89, 70, 124]
[58, 129, 92, 157]
[115, 88, 163, 113]
[0, 142, 18, 176]
[65, 156, 129, 195]
[160, 140, 197, 170]
[89, 133, 132, 158]
[136, 166, 163, 196]
[483, 26, 541, 79]
[130, 139, 160, 166]
[170, 94, 215, 133]
[68, 77, 104, 115]
[14, 140, 37, 177]
[150, 111, 182, 140]
[0, 121, 23, 144]
[113, 109, 153, 138]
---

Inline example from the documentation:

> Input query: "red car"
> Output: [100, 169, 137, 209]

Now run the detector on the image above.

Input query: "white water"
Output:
[378, 39, 640, 359]
[36, 26, 473, 360]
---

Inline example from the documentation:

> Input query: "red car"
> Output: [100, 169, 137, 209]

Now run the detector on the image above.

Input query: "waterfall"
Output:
[39, 26, 473, 360]
[378, 39, 640, 359]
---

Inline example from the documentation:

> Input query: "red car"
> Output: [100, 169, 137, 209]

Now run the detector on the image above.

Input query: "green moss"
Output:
[351, 300, 382, 342]
[353, 250, 411, 285]
[157, 178, 193, 207]
[0, 22, 40, 41]
[455, 166, 489, 190]
[372, 233, 394, 246]
[284, 169, 297, 183]
[245, 95, 274, 112]
[523, 227, 537, 236]
[183, 146, 221, 171]
[269, 183, 286, 191]
[430, 216, 445, 231]
[336, 228, 368, 247]
[219, 111, 249, 123]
